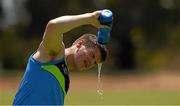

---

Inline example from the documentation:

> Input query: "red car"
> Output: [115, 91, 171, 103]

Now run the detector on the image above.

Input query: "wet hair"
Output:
[72, 34, 108, 62]
[97, 44, 108, 62]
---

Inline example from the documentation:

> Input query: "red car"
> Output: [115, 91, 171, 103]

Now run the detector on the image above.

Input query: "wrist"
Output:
[83, 12, 95, 25]
[88, 11, 101, 28]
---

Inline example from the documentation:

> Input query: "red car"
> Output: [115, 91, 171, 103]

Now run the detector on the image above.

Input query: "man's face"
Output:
[73, 44, 101, 71]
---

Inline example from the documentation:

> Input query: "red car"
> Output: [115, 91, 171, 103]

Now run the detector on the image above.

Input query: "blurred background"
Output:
[0, 0, 180, 105]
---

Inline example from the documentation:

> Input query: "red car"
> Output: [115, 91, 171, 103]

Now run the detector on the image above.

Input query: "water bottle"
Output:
[97, 9, 113, 45]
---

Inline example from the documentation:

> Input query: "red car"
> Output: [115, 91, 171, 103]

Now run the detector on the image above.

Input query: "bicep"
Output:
[40, 21, 64, 53]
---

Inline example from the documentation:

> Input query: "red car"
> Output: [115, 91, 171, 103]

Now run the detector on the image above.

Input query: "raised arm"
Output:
[40, 11, 106, 54]
[47, 12, 102, 34]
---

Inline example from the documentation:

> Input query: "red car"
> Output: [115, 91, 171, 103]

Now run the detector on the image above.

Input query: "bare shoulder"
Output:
[32, 19, 65, 62]
[33, 40, 65, 63]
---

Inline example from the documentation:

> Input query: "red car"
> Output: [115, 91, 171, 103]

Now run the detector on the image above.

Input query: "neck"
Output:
[65, 47, 76, 70]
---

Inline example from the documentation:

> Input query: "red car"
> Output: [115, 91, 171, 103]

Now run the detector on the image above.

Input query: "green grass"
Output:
[1, 89, 179, 105]
[0, 90, 15, 105]
[65, 90, 180, 105]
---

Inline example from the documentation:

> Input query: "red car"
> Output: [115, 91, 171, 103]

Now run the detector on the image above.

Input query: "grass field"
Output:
[1, 90, 180, 105]
[65, 90, 180, 105]
[0, 71, 180, 105]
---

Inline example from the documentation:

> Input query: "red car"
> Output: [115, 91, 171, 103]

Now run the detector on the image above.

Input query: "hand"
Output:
[90, 11, 109, 29]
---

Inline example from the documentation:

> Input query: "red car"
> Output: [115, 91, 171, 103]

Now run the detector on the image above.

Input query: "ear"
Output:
[76, 40, 84, 48]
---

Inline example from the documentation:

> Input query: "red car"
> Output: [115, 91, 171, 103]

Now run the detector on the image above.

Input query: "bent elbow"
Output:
[45, 19, 62, 33]
[46, 18, 65, 33]
[47, 19, 58, 28]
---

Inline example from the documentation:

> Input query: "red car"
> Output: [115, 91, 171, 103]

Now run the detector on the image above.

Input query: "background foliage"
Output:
[0, 0, 180, 73]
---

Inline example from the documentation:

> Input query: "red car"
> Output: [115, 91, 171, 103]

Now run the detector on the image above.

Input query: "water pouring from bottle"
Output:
[97, 63, 103, 96]
[96, 9, 113, 99]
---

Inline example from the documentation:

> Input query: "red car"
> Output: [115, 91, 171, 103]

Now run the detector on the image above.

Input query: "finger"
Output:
[99, 25, 109, 28]
[96, 20, 109, 28]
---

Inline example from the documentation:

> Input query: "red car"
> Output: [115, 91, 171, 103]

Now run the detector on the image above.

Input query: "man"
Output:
[13, 10, 109, 105]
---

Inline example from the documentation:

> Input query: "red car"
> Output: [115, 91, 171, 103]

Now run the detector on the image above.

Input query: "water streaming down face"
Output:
[97, 63, 103, 96]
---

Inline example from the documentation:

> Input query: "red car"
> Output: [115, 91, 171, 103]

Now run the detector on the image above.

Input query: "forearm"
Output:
[48, 13, 95, 33]
[41, 11, 105, 54]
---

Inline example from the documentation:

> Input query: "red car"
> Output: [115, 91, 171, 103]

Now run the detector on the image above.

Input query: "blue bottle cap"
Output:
[99, 9, 113, 24]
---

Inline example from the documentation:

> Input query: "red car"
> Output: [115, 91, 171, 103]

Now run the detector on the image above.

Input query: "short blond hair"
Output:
[73, 34, 108, 62]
